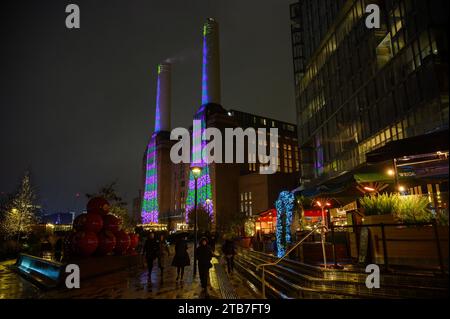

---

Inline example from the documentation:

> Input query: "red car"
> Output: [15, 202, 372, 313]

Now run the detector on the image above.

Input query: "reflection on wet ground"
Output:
[0, 251, 259, 299]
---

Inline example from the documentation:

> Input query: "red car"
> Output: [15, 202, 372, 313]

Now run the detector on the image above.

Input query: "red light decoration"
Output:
[96, 230, 116, 256]
[103, 214, 121, 233]
[114, 230, 130, 255]
[129, 233, 139, 250]
[73, 214, 88, 231]
[127, 233, 139, 255]
[72, 231, 99, 257]
[87, 197, 110, 216]
[84, 213, 103, 233]
[304, 209, 323, 217]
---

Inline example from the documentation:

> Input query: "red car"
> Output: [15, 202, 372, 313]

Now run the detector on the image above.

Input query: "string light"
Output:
[185, 108, 214, 222]
[141, 135, 159, 224]
[275, 191, 295, 258]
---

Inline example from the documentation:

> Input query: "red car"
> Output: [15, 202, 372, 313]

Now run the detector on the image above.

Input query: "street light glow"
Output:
[387, 169, 395, 176]
[191, 166, 202, 179]
[316, 201, 331, 207]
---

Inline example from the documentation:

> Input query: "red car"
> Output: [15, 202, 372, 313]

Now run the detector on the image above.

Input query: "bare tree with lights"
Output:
[1, 171, 39, 241]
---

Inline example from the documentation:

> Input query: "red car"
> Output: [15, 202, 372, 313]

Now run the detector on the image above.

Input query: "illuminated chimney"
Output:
[155, 63, 171, 132]
[201, 18, 221, 106]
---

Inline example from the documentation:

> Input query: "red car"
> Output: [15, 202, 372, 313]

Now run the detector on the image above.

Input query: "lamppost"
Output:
[316, 200, 331, 269]
[191, 166, 202, 278]
[205, 198, 211, 226]
[13, 208, 21, 243]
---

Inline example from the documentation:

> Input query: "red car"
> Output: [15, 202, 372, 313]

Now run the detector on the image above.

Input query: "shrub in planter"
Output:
[359, 193, 399, 216]
[360, 193, 435, 224]
[436, 211, 449, 226]
[394, 195, 433, 224]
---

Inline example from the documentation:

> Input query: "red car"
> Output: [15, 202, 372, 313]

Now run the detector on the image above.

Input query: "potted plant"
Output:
[359, 193, 448, 268]
[359, 193, 399, 225]
[237, 218, 255, 249]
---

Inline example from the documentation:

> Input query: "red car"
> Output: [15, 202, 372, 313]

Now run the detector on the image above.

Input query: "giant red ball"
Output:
[72, 231, 98, 257]
[73, 214, 88, 231]
[103, 214, 121, 233]
[84, 213, 103, 233]
[114, 230, 130, 255]
[96, 230, 116, 256]
[128, 233, 139, 250]
[87, 197, 110, 215]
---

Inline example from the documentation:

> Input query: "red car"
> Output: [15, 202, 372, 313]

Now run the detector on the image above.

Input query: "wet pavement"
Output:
[0, 249, 260, 299]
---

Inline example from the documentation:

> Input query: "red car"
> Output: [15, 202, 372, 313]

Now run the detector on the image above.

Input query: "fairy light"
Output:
[185, 107, 214, 222]
[141, 135, 159, 223]
[275, 191, 295, 258]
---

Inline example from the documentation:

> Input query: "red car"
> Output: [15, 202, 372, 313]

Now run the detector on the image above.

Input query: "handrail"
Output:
[256, 222, 328, 298]
[257, 223, 326, 270]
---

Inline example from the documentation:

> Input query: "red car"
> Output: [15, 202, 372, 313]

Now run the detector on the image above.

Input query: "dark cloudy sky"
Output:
[0, 0, 296, 213]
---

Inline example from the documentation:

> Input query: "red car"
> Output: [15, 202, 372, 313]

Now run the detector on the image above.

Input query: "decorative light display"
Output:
[275, 191, 295, 258]
[201, 25, 209, 105]
[154, 65, 162, 132]
[141, 135, 159, 224]
[185, 106, 214, 222]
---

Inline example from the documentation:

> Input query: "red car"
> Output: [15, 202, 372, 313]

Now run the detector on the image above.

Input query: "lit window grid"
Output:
[294, 0, 447, 179]
[240, 192, 253, 217]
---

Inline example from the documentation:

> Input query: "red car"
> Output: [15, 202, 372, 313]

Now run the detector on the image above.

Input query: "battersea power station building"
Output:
[140, 19, 301, 233]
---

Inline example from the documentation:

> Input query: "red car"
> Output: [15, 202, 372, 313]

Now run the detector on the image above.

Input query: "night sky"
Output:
[0, 0, 296, 214]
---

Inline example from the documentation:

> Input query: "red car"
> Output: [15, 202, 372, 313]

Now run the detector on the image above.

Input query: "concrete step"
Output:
[235, 250, 449, 299]
[242, 250, 448, 289]
[235, 255, 361, 299]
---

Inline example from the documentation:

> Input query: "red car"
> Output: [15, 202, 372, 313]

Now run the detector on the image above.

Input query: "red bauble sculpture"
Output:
[72, 231, 99, 257]
[73, 214, 88, 231]
[96, 230, 116, 256]
[127, 233, 139, 255]
[114, 230, 130, 255]
[84, 213, 103, 233]
[103, 214, 121, 233]
[87, 197, 110, 215]
[129, 233, 139, 250]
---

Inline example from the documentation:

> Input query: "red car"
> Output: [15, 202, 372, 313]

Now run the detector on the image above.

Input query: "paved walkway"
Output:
[0, 249, 259, 299]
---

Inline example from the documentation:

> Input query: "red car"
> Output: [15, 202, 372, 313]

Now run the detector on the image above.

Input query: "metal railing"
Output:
[256, 222, 328, 298]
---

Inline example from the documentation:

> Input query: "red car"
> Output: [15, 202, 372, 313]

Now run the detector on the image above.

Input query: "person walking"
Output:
[171, 234, 190, 282]
[40, 236, 52, 259]
[158, 234, 170, 281]
[196, 237, 213, 295]
[210, 233, 216, 253]
[143, 232, 159, 282]
[222, 239, 236, 274]
[54, 237, 63, 262]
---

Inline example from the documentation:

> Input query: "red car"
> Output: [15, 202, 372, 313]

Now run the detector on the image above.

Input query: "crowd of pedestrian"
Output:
[142, 231, 236, 296]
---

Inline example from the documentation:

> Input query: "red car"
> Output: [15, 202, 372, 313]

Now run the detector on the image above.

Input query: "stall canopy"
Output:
[295, 130, 449, 200]
[295, 165, 390, 197]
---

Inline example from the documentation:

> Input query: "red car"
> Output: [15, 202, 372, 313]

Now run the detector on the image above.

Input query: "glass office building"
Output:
[291, 0, 448, 183]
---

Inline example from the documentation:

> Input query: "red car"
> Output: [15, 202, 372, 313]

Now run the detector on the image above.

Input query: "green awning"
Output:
[354, 173, 394, 183]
